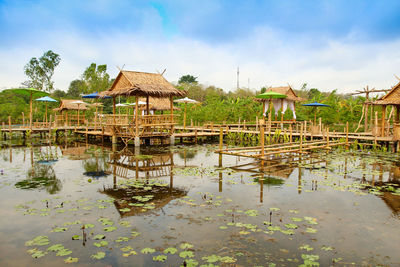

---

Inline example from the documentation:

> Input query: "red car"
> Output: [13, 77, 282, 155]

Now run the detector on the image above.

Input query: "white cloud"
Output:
[1, 26, 400, 94]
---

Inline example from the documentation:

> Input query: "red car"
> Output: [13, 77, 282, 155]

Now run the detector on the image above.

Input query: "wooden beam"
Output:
[381, 105, 386, 137]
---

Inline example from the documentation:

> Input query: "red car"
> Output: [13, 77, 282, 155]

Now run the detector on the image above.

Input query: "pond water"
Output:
[0, 139, 400, 266]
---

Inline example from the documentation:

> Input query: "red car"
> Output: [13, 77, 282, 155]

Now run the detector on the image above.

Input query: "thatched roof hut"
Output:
[255, 86, 304, 102]
[138, 97, 179, 111]
[373, 81, 400, 105]
[100, 70, 186, 98]
[53, 99, 89, 112]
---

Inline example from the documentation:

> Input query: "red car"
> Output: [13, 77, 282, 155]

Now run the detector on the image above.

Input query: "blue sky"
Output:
[1, 0, 400, 92]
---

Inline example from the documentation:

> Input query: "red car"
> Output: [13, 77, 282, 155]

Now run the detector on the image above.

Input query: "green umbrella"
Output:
[256, 91, 287, 125]
[3, 88, 49, 130]
[256, 91, 287, 99]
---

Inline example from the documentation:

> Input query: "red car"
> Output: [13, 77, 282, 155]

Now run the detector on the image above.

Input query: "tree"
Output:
[178, 75, 198, 84]
[52, 89, 66, 99]
[23, 50, 61, 92]
[67, 79, 86, 97]
[81, 63, 111, 93]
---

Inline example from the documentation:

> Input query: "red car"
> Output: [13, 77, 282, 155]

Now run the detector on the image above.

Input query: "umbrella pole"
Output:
[184, 103, 187, 129]
[268, 99, 272, 132]
[262, 101, 265, 119]
[30, 92, 33, 131]
[45, 102, 48, 125]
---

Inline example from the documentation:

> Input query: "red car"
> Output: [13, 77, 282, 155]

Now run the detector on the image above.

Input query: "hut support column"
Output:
[169, 95, 175, 145]
[112, 97, 117, 144]
[135, 97, 140, 147]
[381, 105, 386, 137]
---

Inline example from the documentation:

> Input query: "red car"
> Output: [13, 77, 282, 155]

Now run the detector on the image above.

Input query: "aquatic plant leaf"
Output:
[56, 249, 72, 256]
[51, 227, 68, 233]
[306, 228, 317, 233]
[180, 243, 194, 249]
[285, 223, 298, 229]
[121, 246, 134, 252]
[180, 259, 198, 267]
[93, 234, 105, 240]
[119, 221, 131, 227]
[115, 236, 129, 242]
[47, 244, 64, 252]
[84, 223, 94, 229]
[28, 248, 47, 258]
[153, 255, 167, 262]
[202, 254, 220, 263]
[64, 257, 78, 263]
[93, 241, 108, 247]
[321, 246, 333, 251]
[220, 256, 236, 263]
[131, 231, 140, 237]
[122, 250, 137, 257]
[163, 247, 178, 254]
[280, 229, 295, 235]
[141, 247, 156, 254]
[299, 244, 314, 251]
[119, 208, 131, 212]
[91, 251, 106, 259]
[25, 236, 50, 246]
[269, 207, 280, 211]
[219, 226, 228, 230]
[179, 250, 194, 258]
[244, 209, 258, 216]
[104, 226, 117, 232]
[71, 235, 82, 240]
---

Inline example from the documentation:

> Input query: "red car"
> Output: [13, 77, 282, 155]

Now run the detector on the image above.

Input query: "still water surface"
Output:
[0, 140, 399, 266]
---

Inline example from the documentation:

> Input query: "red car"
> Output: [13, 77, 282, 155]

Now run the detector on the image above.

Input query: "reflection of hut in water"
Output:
[381, 192, 400, 214]
[107, 151, 173, 179]
[101, 183, 186, 217]
[60, 146, 91, 160]
[230, 159, 296, 180]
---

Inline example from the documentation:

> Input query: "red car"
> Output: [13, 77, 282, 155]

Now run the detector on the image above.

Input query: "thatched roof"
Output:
[53, 99, 89, 111]
[255, 86, 304, 102]
[373, 81, 400, 105]
[99, 70, 186, 98]
[138, 97, 179, 111]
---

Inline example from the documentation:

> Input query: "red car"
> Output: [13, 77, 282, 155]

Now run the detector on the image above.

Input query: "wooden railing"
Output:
[101, 114, 178, 127]
[55, 114, 86, 127]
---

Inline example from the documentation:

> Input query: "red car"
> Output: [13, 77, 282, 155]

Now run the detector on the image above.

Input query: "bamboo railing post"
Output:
[238, 117, 241, 130]
[299, 122, 303, 153]
[289, 124, 293, 143]
[169, 95, 174, 135]
[381, 105, 386, 137]
[260, 119, 265, 158]
[255, 116, 258, 131]
[49, 115, 52, 138]
[101, 126, 104, 144]
[195, 129, 198, 144]
[374, 111, 378, 145]
[219, 128, 223, 150]
[326, 127, 330, 148]
[346, 121, 349, 149]
[319, 117, 322, 134]
[8, 116, 12, 139]
[135, 97, 139, 137]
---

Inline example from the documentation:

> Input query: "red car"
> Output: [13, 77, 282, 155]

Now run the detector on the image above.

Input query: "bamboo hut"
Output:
[53, 99, 89, 127]
[99, 70, 186, 146]
[373, 80, 400, 139]
[255, 86, 304, 120]
[138, 97, 180, 114]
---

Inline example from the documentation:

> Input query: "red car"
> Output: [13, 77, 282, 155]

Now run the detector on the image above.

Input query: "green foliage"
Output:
[178, 74, 198, 84]
[23, 50, 61, 92]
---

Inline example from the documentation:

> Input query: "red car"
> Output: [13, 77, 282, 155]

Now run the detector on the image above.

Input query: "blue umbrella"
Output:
[302, 102, 330, 124]
[35, 96, 58, 124]
[81, 92, 111, 99]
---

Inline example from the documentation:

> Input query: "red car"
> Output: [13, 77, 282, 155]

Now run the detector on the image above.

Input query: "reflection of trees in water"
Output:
[177, 149, 197, 161]
[82, 150, 109, 178]
[15, 164, 61, 194]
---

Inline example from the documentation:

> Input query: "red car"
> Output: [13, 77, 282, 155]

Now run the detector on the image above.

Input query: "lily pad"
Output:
[91, 251, 106, 259]
[141, 247, 156, 254]
[64, 257, 79, 263]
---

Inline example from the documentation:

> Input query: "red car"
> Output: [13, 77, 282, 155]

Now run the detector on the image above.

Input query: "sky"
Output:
[1, 0, 400, 94]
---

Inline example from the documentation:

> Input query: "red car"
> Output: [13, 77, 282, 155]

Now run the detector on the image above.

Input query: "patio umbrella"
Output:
[174, 97, 200, 128]
[81, 92, 111, 99]
[255, 91, 287, 126]
[302, 102, 330, 124]
[3, 88, 49, 129]
[70, 100, 87, 127]
[35, 96, 57, 125]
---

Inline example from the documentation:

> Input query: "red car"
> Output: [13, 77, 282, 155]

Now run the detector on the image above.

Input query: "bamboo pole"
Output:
[289, 124, 293, 143]
[29, 91, 33, 131]
[299, 122, 303, 153]
[326, 127, 330, 148]
[22, 112, 25, 127]
[381, 105, 386, 137]
[135, 97, 139, 137]
[184, 103, 187, 129]
[319, 117, 322, 134]
[49, 115, 52, 138]
[262, 102, 265, 119]
[219, 127, 223, 150]
[260, 120, 265, 158]
[8, 116, 11, 138]
[365, 103, 368, 131]
[170, 95, 174, 134]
